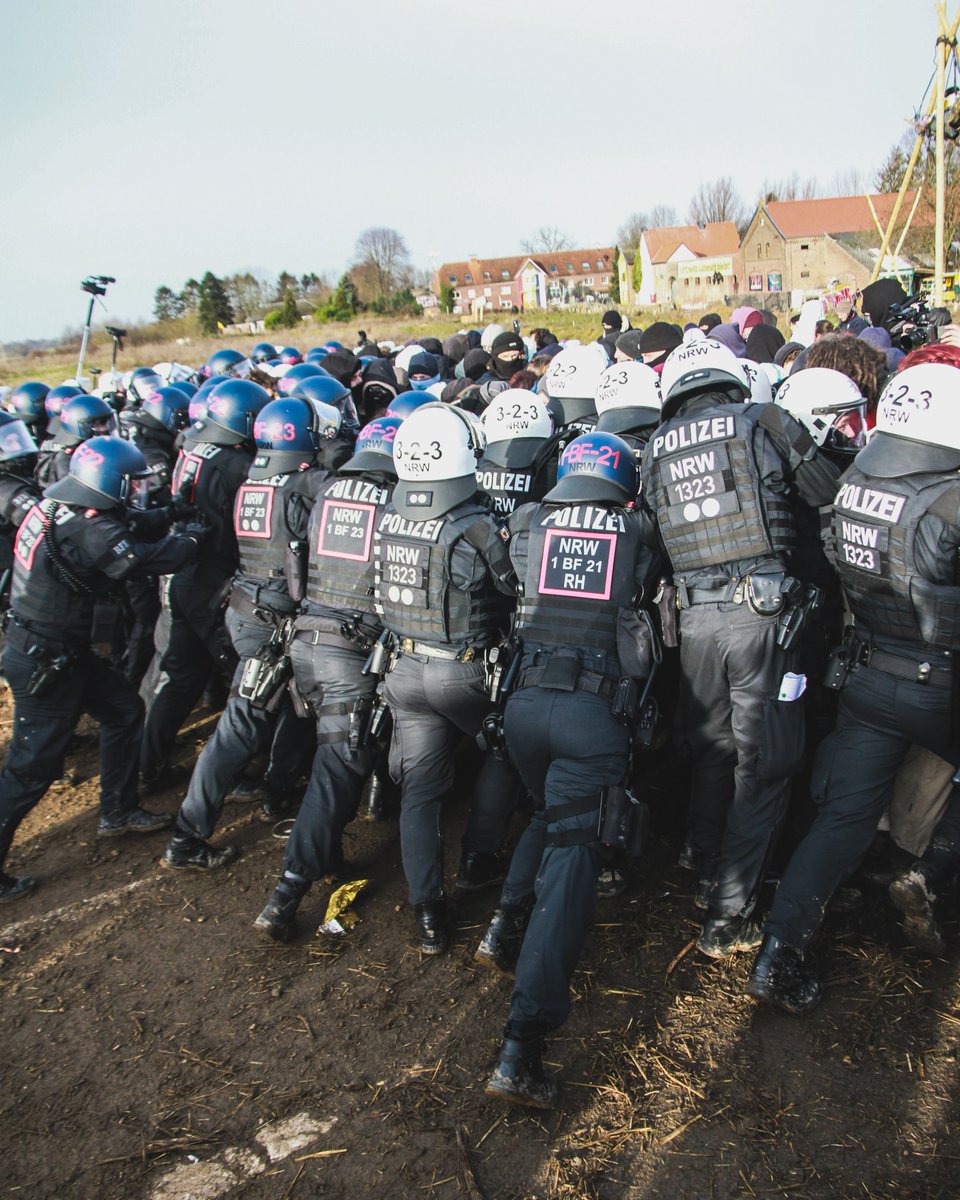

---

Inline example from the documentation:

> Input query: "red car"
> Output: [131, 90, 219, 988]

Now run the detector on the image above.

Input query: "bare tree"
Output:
[828, 167, 869, 197]
[616, 212, 647, 251]
[224, 272, 272, 321]
[648, 203, 678, 229]
[687, 177, 747, 230]
[352, 227, 411, 298]
[521, 226, 573, 254]
[760, 172, 821, 203]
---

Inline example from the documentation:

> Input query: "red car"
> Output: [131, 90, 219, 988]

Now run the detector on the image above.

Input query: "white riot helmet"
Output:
[682, 326, 707, 343]
[755, 361, 786, 391]
[857, 363, 960, 475]
[392, 402, 483, 518]
[742, 361, 773, 405]
[481, 390, 554, 468]
[543, 343, 609, 426]
[594, 362, 662, 437]
[659, 339, 751, 420]
[775, 367, 867, 454]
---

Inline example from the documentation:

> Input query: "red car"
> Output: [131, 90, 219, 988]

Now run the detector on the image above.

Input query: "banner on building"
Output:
[767, 273, 782, 292]
[749, 273, 763, 291]
[677, 256, 734, 279]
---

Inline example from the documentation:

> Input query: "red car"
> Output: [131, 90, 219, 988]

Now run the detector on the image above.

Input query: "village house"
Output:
[739, 192, 926, 302]
[617, 222, 742, 308]
[433, 249, 615, 314]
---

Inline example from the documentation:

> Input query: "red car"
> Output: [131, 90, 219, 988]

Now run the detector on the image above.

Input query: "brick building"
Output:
[433, 249, 615, 314]
[739, 193, 927, 301]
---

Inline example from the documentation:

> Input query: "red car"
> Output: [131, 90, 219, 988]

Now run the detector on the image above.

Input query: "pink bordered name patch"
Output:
[537, 529, 617, 599]
[317, 499, 375, 562]
[13, 504, 46, 571]
[234, 484, 274, 539]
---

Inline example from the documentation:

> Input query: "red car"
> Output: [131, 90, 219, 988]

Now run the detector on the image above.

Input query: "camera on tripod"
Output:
[81, 275, 116, 297]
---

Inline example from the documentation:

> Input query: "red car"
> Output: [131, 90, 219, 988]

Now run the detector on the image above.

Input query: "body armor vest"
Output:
[171, 440, 251, 570]
[234, 471, 298, 583]
[129, 426, 175, 504]
[644, 404, 794, 573]
[512, 502, 645, 655]
[10, 502, 112, 640]
[476, 458, 540, 519]
[832, 467, 960, 649]
[306, 474, 392, 620]
[373, 500, 503, 647]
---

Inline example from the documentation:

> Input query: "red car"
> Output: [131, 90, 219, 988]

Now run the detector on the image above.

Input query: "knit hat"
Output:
[615, 330, 645, 360]
[638, 322, 683, 355]
[407, 352, 439, 379]
[602, 310, 623, 333]
[491, 331, 525, 357]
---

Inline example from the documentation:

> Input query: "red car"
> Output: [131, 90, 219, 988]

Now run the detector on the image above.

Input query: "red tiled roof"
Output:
[643, 222, 740, 264]
[763, 193, 926, 238]
[438, 248, 614, 283]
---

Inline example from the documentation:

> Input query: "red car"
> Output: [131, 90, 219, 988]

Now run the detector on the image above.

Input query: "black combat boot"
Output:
[456, 850, 507, 892]
[475, 904, 530, 979]
[414, 899, 449, 955]
[98, 807, 173, 837]
[161, 831, 239, 872]
[0, 871, 37, 903]
[484, 1037, 558, 1110]
[695, 852, 719, 911]
[697, 912, 763, 958]
[889, 864, 947, 955]
[747, 934, 822, 1014]
[254, 875, 311, 943]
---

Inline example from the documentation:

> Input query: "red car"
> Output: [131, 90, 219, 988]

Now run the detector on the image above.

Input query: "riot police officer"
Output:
[7, 381, 51, 446]
[162, 392, 351, 871]
[38, 394, 118, 486]
[749, 365, 960, 1012]
[254, 415, 400, 939]
[476, 390, 556, 518]
[641, 339, 840, 957]
[0, 438, 201, 900]
[35, 385, 83, 482]
[140, 378, 270, 790]
[0, 412, 43, 571]
[593, 360, 663, 454]
[541, 343, 608, 442]
[479, 431, 660, 1109]
[373, 404, 518, 953]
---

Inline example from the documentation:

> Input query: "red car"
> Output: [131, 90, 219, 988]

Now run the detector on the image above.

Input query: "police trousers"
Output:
[678, 601, 804, 917]
[500, 687, 629, 1038]
[281, 637, 377, 879]
[141, 570, 235, 780]
[0, 639, 144, 868]
[176, 609, 307, 839]
[384, 652, 518, 906]
[765, 661, 959, 951]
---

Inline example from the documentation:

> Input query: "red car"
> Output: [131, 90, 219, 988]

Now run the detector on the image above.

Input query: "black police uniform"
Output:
[0, 496, 197, 877]
[257, 470, 396, 931]
[761, 456, 960, 957]
[0, 463, 42, 581]
[493, 497, 659, 1052]
[169, 449, 335, 847]
[140, 429, 253, 784]
[475, 442, 555, 521]
[641, 396, 839, 931]
[121, 417, 180, 684]
[374, 496, 517, 932]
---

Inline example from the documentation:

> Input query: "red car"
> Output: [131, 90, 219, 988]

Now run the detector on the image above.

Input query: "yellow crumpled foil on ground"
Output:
[318, 879, 369, 938]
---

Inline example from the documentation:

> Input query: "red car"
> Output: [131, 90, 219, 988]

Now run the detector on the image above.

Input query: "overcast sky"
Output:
[0, 0, 938, 343]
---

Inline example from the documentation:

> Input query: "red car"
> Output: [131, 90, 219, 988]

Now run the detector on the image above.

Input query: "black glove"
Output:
[179, 515, 213, 546]
[169, 489, 198, 521]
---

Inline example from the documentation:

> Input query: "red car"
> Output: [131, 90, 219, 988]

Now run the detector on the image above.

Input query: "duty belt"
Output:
[517, 664, 619, 699]
[229, 588, 296, 625]
[853, 641, 953, 688]
[676, 579, 742, 608]
[294, 616, 377, 651]
[400, 638, 479, 662]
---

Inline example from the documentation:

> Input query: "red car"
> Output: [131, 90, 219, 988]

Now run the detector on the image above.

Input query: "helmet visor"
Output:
[813, 399, 867, 451]
[127, 476, 150, 509]
[0, 418, 38, 460]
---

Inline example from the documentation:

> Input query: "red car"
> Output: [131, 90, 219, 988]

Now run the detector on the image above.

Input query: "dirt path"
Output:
[1, 702, 959, 1200]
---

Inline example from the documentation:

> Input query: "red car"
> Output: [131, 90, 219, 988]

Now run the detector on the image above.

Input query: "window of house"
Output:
[566, 264, 574, 273]
[448, 275, 457, 283]
[467, 288, 476, 297]
[764, 243, 770, 257]
[600, 276, 607, 284]
[684, 278, 689, 287]
[464, 273, 473, 283]
[583, 277, 593, 286]
[695, 277, 701, 286]
[550, 264, 559, 274]
[501, 269, 511, 279]
[483, 287, 492, 297]
[483, 271, 491, 281]
[800, 243, 809, 251]
[499, 298, 513, 309]
[800, 271, 810, 278]
[596, 260, 603, 269]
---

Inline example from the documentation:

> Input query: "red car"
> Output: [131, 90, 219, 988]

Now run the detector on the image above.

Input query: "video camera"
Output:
[885, 293, 945, 353]
[81, 275, 116, 297]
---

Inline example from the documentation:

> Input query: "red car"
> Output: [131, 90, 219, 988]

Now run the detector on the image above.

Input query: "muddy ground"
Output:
[1, 698, 959, 1200]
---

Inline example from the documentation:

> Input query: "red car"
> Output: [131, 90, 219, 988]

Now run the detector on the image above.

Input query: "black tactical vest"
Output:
[10, 501, 113, 640]
[832, 467, 960, 649]
[644, 404, 794, 572]
[233, 472, 296, 583]
[373, 501, 503, 647]
[171, 440, 251, 570]
[512, 502, 645, 654]
[306, 474, 392, 618]
[476, 459, 538, 519]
